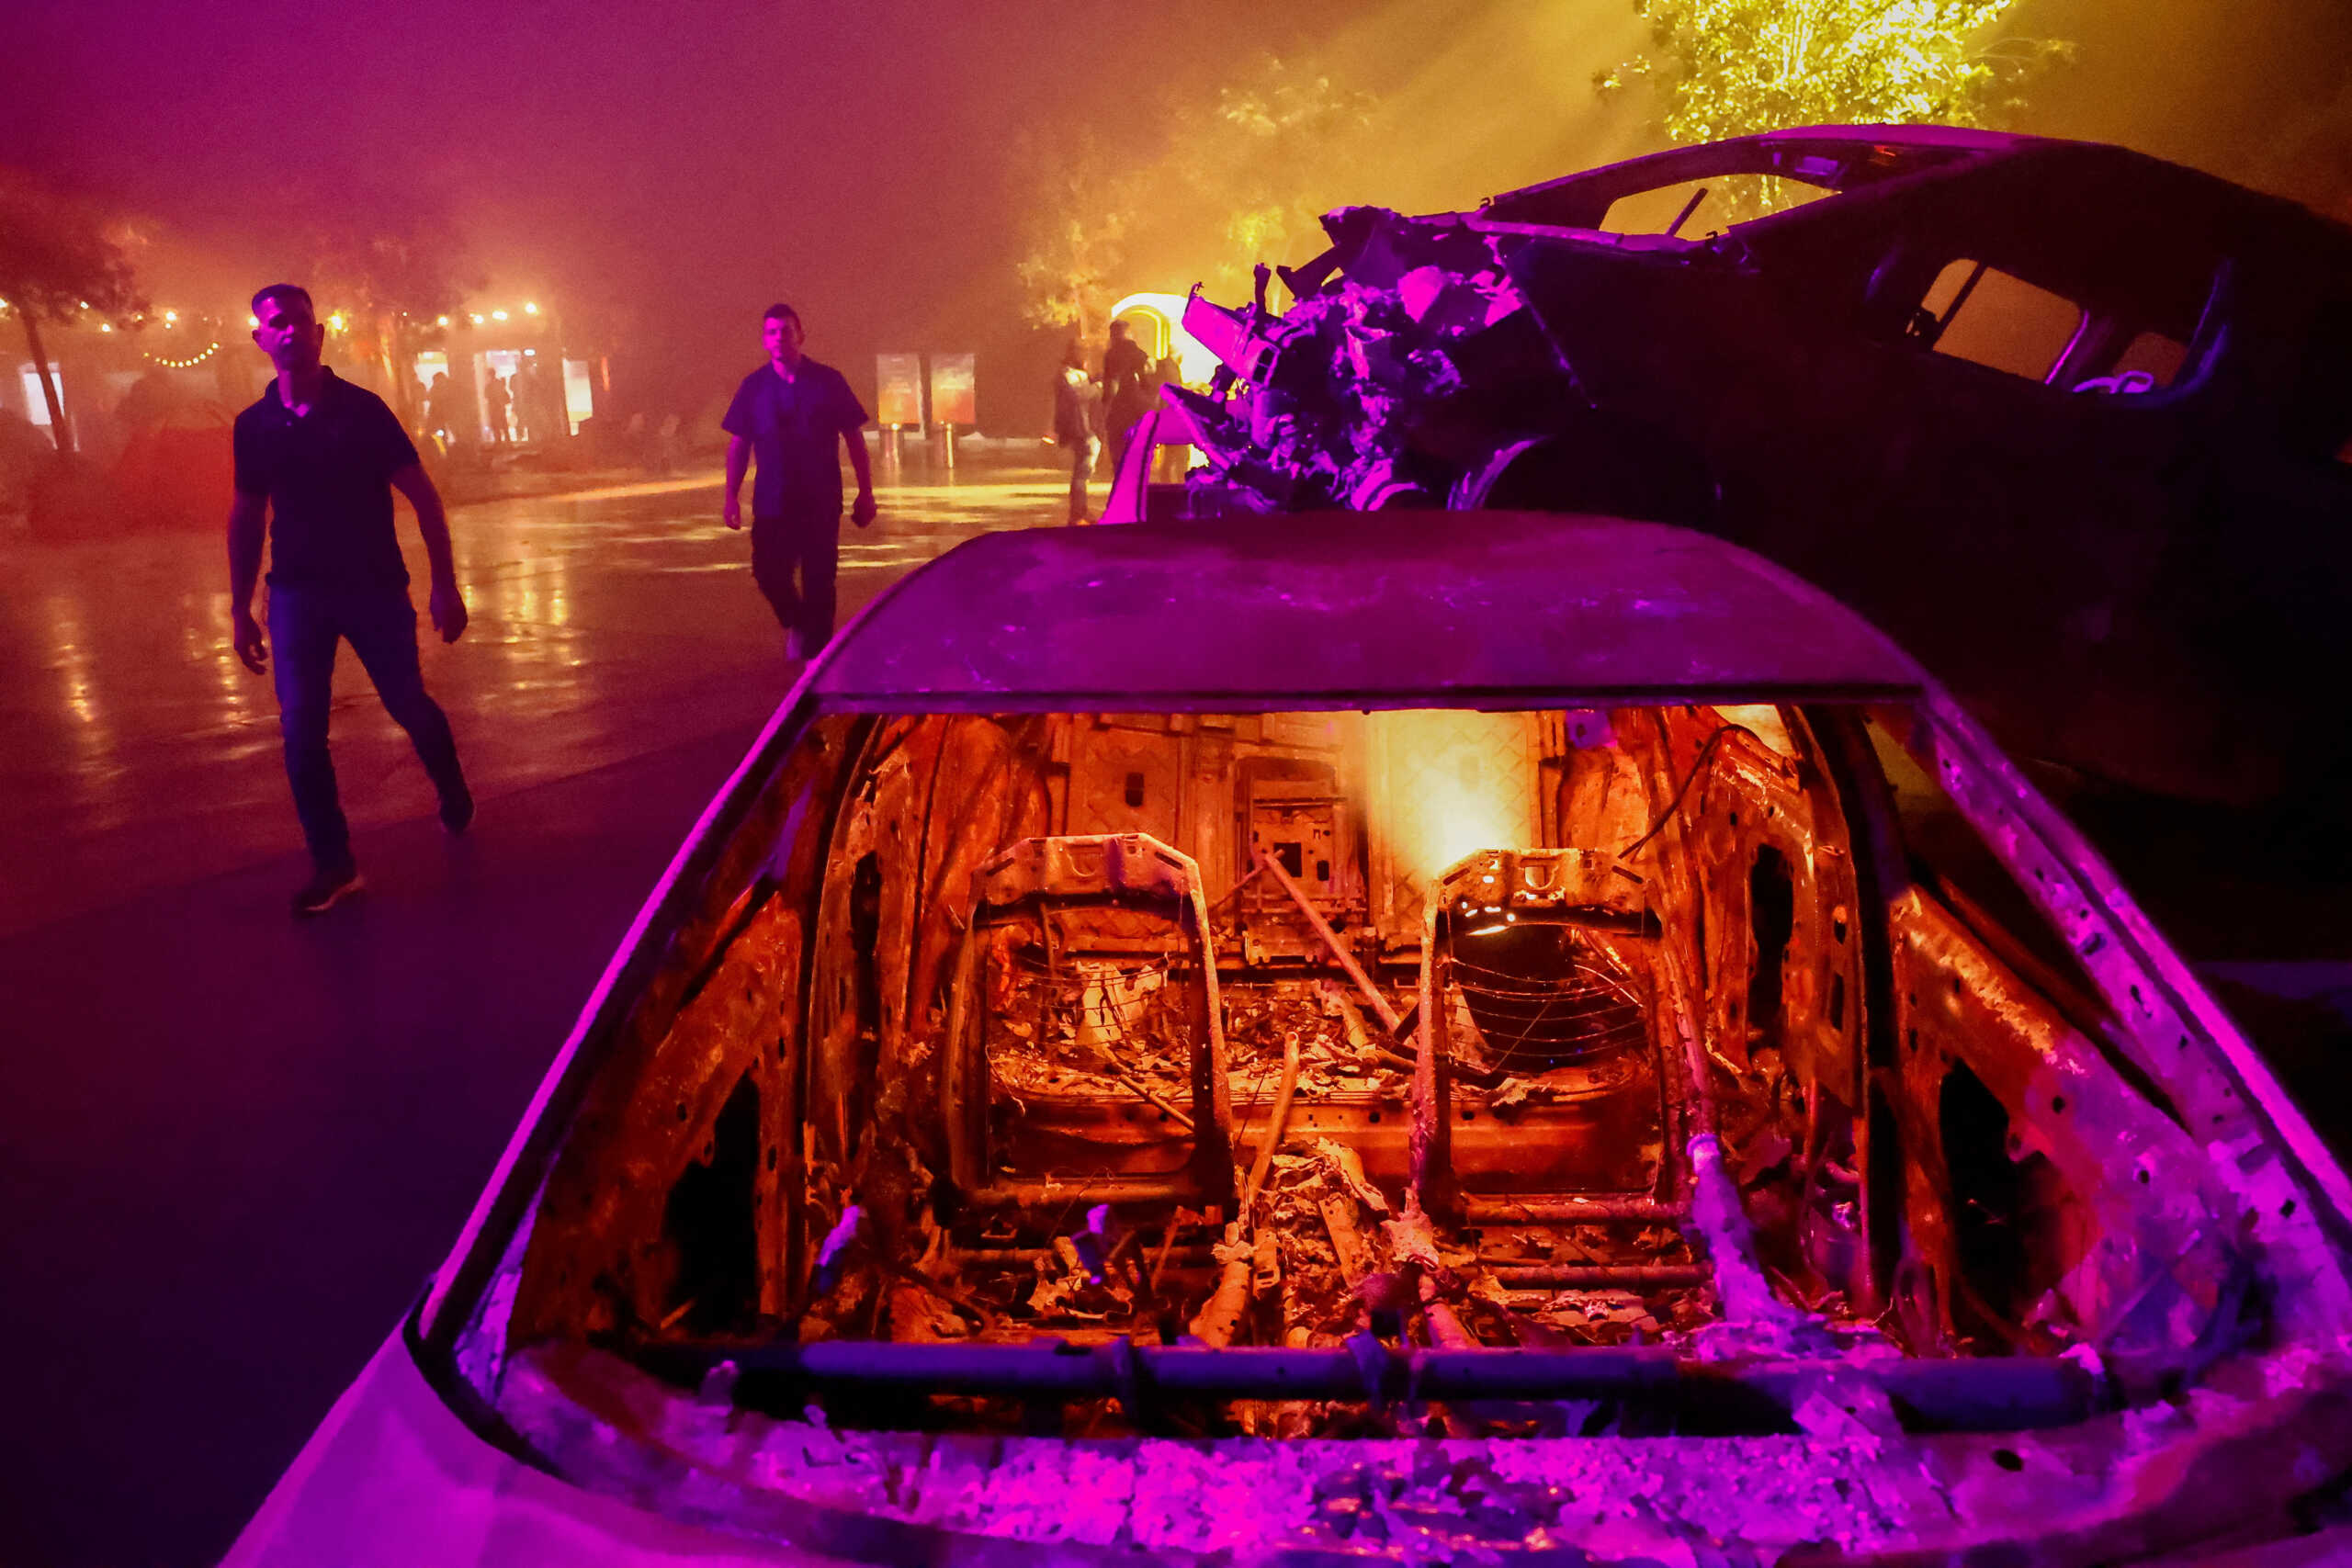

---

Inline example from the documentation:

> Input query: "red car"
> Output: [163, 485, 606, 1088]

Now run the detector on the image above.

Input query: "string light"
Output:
[144, 342, 221, 369]
[491, 309, 509, 321]
[435, 314, 451, 327]
[523, 301, 538, 315]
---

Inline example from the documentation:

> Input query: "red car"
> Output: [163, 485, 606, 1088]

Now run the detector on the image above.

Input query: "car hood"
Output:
[222, 1319, 826, 1567]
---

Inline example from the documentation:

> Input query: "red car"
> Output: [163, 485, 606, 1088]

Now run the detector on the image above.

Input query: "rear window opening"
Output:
[481, 705, 2259, 1470]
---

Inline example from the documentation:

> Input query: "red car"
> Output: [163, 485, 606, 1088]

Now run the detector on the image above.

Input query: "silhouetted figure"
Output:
[1054, 341, 1101, 523]
[1101, 320, 1154, 477]
[424, 371, 458, 452]
[483, 369, 512, 446]
[227, 284, 473, 917]
[514, 360, 557, 443]
[721, 302, 876, 659]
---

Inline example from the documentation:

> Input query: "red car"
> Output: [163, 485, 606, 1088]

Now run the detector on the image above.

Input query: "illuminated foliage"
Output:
[1013, 56, 1374, 342]
[1012, 126, 1136, 342]
[1599, 0, 2071, 209]
[0, 167, 146, 453]
[1191, 59, 1377, 295]
[304, 189, 476, 425]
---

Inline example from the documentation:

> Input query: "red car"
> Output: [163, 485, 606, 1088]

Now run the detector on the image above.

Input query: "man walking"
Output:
[722, 302, 876, 658]
[228, 284, 474, 917]
[1101, 319, 1154, 476]
[1053, 341, 1101, 523]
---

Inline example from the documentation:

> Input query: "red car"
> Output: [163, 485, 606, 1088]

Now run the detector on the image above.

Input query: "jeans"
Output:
[752, 513, 841, 649]
[268, 581, 466, 870]
[1067, 435, 1100, 522]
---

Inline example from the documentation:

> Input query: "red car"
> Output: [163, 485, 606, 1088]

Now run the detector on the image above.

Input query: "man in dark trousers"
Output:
[722, 302, 876, 658]
[228, 283, 474, 917]
[1101, 319, 1154, 476]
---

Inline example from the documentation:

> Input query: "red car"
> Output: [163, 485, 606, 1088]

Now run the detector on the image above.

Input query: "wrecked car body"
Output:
[1106, 127, 2352, 811]
[229, 513, 2352, 1566]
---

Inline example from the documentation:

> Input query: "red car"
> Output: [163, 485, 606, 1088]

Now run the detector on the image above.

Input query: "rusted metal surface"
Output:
[495, 1339, 2352, 1562]
[808, 513, 1927, 712]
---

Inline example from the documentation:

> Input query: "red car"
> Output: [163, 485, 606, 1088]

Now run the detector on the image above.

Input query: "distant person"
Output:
[227, 284, 473, 917]
[655, 411, 682, 476]
[1101, 320, 1154, 476]
[483, 369, 512, 446]
[424, 371, 458, 451]
[514, 360, 557, 443]
[1150, 351, 1192, 482]
[721, 301, 876, 659]
[1053, 341, 1101, 524]
[508, 363, 536, 442]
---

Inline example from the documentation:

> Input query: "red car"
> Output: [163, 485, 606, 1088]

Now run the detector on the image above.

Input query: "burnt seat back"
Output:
[1410, 848, 1685, 1226]
[941, 833, 1237, 1214]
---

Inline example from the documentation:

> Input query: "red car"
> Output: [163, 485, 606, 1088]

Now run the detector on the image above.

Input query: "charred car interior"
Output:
[433, 721, 2350, 1555]
[405, 518, 2352, 1563]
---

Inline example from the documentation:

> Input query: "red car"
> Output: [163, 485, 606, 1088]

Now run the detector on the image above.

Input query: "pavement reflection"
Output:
[0, 448, 1074, 936]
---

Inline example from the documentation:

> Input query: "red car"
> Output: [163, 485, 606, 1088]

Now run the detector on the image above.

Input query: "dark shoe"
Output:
[438, 782, 475, 836]
[291, 862, 364, 918]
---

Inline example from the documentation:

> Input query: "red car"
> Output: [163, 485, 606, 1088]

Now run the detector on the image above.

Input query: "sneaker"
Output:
[291, 862, 364, 918]
[438, 782, 475, 835]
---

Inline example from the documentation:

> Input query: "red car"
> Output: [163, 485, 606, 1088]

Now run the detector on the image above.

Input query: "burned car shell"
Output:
[228, 513, 2352, 1567]
[1116, 127, 2352, 809]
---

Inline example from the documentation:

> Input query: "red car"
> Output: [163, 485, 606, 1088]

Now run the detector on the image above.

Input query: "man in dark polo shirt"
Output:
[720, 302, 876, 658]
[228, 283, 474, 917]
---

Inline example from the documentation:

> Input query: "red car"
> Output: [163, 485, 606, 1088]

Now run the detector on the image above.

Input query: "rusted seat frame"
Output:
[941, 833, 1237, 1213]
[1410, 848, 1691, 1235]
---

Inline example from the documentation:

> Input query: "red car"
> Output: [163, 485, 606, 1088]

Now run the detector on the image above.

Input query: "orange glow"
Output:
[1370, 710, 1543, 894]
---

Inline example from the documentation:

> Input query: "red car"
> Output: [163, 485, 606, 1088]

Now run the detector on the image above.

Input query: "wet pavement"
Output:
[0, 448, 1072, 938]
[0, 447, 1072, 1566]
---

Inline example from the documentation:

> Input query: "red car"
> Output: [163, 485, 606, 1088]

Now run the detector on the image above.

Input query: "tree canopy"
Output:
[1597, 0, 2071, 175]
[1012, 55, 1376, 343]
[0, 167, 144, 325]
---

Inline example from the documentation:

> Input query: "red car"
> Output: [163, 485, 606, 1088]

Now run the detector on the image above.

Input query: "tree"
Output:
[305, 192, 474, 428]
[1011, 126, 1138, 346]
[1181, 57, 1378, 300]
[1596, 0, 2071, 210]
[1012, 56, 1378, 339]
[0, 168, 145, 454]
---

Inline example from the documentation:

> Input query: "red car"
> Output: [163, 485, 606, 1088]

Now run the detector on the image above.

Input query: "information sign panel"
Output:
[929, 353, 976, 427]
[876, 354, 924, 427]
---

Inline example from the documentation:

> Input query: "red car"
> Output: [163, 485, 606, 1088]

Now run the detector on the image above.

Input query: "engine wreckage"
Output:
[411, 509, 2352, 1563]
[1112, 128, 2352, 812]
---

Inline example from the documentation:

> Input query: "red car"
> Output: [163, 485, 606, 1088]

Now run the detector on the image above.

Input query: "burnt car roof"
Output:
[810, 511, 1926, 710]
[1477, 128, 2352, 342]
[1480, 124, 2030, 225]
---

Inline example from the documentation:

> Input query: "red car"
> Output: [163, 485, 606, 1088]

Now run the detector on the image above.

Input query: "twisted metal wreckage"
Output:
[1109, 127, 2352, 814]
[378, 516, 2352, 1566]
